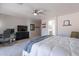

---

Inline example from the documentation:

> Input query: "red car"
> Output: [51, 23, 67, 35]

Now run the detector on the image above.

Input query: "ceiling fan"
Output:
[17, 3, 45, 16]
[33, 9, 45, 16]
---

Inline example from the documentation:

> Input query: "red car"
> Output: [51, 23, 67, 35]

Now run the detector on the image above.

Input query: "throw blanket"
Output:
[24, 35, 52, 53]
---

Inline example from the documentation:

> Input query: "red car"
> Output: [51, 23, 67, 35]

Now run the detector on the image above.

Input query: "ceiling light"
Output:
[33, 13, 37, 16]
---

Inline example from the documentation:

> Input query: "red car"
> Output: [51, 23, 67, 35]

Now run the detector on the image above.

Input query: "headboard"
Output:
[71, 31, 79, 38]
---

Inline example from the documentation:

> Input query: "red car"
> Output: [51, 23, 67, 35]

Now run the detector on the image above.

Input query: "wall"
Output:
[29, 20, 41, 38]
[41, 19, 48, 36]
[58, 12, 79, 37]
[0, 14, 28, 33]
[41, 17, 57, 36]
[0, 14, 41, 38]
[41, 12, 79, 37]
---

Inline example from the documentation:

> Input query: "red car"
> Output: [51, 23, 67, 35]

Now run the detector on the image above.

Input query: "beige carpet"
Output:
[0, 39, 29, 56]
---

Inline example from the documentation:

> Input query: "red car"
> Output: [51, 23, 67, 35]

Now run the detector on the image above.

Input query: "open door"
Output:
[48, 20, 56, 35]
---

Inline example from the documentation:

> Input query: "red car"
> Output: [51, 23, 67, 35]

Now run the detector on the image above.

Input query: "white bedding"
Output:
[22, 36, 79, 56]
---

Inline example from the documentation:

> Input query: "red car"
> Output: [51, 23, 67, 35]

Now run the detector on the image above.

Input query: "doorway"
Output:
[48, 20, 56, 35]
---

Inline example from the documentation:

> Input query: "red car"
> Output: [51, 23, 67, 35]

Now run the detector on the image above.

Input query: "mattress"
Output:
[22, 36, 79, 56]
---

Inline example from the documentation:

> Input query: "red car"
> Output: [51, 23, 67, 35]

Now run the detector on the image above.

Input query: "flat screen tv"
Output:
[17, 25, 27, 32]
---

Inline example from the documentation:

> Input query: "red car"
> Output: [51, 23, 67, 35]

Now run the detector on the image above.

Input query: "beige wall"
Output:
[30, 20, 41, 38]
[41, 12, 79, 37]
[41, 17, 58, 36]
[0, 14, 41, 38]
[58, 12, 79, 37]
[0, 14, 28, 33]
[41, 19, 48, 36]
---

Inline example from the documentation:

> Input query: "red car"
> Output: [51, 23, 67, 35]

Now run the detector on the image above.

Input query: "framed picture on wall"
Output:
[30, 24, 35, 31]
[42, 23, 46, 28]
[63, 20, 71, 26]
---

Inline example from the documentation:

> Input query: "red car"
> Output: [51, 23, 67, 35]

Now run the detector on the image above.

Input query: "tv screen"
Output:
[17, 25, 27, 32]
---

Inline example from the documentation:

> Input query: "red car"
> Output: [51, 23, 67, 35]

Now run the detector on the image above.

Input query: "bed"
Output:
[22, 35, 79, 56]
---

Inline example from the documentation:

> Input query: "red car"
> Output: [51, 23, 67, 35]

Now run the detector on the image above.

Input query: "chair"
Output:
[0, 29, 15, 43]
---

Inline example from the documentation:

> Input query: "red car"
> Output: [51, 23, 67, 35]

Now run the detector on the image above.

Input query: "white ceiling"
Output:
[0, 3, 79, 19]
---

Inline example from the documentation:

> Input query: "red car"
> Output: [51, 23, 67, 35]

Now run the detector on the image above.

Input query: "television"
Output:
[17, 25, 28, 32]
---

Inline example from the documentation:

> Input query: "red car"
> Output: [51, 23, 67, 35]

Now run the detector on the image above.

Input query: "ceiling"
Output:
[0, 3, 79, 19]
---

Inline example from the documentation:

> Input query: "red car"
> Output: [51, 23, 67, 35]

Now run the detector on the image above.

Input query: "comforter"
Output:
[24, 35, 52, 53]
[22, 36, 79, 56]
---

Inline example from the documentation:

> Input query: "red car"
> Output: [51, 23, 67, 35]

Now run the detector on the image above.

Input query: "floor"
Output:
[0, 39, 29, 56]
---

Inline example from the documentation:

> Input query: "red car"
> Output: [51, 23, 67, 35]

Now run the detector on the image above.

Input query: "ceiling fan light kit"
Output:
[33, 13, 38, 16]
[33, 9, 44, 16]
